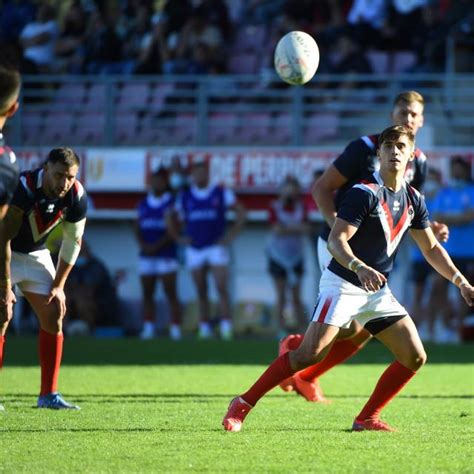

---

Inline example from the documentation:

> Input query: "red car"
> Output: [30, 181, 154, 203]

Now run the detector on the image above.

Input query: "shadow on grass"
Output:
[3, 393, 473, 402]
[3, 337, 474, 366]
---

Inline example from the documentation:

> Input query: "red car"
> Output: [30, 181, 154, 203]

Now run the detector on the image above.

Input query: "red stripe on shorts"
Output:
[317, 297, 332, 324]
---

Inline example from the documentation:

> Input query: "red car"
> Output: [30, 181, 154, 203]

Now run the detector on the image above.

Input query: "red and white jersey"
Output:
[10, 168, 87, 254]
[328, 171, 430, 288]
[267, 199, 307, 264]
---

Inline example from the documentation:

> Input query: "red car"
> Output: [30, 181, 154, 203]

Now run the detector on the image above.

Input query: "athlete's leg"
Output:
[191, 265, 210, 323]
[140, 274, 157, 338]
[210, 264, 230, 319]
[290, 280, 306, 330]
[355, 316, 425, 426]
[23, 291, 65, 397]
[162, 271, 181, 326]
[272, 276, 286, 330]
[240, 321, 340, 407]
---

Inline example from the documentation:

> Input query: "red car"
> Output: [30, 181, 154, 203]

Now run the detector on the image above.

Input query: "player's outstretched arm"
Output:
[221, 201, 246, 245]
[328, 217, 387, 292]
[312, 165, 347, 228]
[410, 227, 473, 306]
[0, 206, 23, 328]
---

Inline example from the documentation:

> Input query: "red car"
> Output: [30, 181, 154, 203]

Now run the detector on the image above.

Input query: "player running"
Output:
[222, 125, 473, 432]
[278, 90, 450, 401]
[0, 147, 87, 409]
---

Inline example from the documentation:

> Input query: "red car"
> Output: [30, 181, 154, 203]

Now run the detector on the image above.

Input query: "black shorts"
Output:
[268, 258, 304, 280]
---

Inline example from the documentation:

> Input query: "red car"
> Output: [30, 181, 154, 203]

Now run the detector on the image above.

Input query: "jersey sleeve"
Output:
[223, 187, 236, 207]
[333, 138, 371, 181]
[65, 181, 88, 223]
[411, 149, 427, 192]
[411, 190, 430, 230]
[9, 177, 32, 213]
[336, 187, 375, 228]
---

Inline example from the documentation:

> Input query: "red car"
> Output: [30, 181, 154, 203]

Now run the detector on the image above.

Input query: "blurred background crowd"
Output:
[0, 0, 473, 77]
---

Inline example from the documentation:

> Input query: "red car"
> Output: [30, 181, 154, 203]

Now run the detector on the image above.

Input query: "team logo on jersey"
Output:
[46, 204, 55, 213]
[393, 200, 400, 212]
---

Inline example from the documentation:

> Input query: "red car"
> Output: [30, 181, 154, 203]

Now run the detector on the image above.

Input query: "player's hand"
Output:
[431, 221, 449, 243]
[0, 287, 16, 325]
[460, 283, 474, 307]
[355, 265, 387, 292]
[46, 287, 67, 319]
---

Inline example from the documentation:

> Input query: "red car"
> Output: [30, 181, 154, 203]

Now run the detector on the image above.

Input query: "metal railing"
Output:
[5, 73, 474, 147]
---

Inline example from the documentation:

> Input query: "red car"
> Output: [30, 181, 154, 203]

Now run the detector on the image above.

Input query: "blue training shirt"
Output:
[137, 192, 177, 258]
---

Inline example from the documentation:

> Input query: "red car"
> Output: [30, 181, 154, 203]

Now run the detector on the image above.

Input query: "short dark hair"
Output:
[0, 65, 21, 115]
[47, 148, 80, 167]
[379, 125, 415, 149]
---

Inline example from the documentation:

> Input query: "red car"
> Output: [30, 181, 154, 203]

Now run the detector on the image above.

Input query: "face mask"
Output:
[170, 172, 184, 190]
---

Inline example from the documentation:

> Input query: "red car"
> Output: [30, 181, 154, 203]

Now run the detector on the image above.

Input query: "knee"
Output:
[404, 350, 427, 371]
[291, 346, 325, 371]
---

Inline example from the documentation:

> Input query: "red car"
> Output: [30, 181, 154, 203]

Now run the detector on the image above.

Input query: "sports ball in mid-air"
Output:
[274, 31, 320, 85]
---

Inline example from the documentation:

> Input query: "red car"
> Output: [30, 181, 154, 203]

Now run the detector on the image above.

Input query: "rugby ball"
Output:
[274, 31, 319, 85]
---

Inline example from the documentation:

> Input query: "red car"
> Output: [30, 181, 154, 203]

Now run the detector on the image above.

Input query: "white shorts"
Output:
[138, 256, 179, 276]
[185, 244, 230, 269]
[11, 249, 56, 296]
[317, 237, 331, 273]
[311, 269, 408, 329]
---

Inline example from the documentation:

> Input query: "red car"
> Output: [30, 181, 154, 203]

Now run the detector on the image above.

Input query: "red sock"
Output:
[39, 330, 64, 396]
[356, 360, 416, 421]
[0, 335, 5, 369]
[241, 352, 294, 406]
[299, 339, 362, 382]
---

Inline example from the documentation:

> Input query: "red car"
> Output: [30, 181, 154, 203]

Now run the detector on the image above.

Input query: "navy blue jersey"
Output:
[176, 184, 234, 249]
[137, 192, 177, 258]
[328, 171, 430, 287]
[0, 132, 19, 205]
[10, 168, 87, 253]
[320, 133, 428, 240]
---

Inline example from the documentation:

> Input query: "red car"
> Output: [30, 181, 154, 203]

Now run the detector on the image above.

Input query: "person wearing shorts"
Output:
[168, 157, 245, 340]
[135, 167, 182, 340]
[0, 148, 87, 410]
[222, 125, 473, 433]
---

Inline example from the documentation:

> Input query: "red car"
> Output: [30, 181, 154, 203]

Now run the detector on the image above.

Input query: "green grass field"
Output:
[1, 337, 473, 473]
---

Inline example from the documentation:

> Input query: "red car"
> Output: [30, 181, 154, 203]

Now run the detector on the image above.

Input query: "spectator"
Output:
[134, 167, 182, 340]
[266, 175, 309, 336]
[329, 34, 372, 75]
[169, 155, 189, 195]
[65, 241, 120, 334]
[54, 1, 88, 74]
[167, 157, 246, 340]
[346, 0, 388, 49]
[430, 156, 474, 342]
[19, 3, 59, 73]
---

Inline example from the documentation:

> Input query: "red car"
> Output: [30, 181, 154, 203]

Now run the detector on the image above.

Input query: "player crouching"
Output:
[222, 126, 473, 432]
[0, 147, 87, 410]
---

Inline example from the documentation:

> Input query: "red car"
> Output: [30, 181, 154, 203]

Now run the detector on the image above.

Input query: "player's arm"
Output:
[410, 227, 473, 306]
[221, 200, 246, 245]
[327, 217, 387, 292]
[311, 164, 347, 228]
[0, 206, 23, 325]
[165, 208, 190, 245]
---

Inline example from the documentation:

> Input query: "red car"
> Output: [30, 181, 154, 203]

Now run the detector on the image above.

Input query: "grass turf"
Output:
[0, 337, 473, 473]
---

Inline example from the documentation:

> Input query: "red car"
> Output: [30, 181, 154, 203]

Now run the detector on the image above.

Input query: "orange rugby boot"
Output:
[293, 373, 330, 403]
[222, 397, 253, 432]
[352, 418, 396, 432]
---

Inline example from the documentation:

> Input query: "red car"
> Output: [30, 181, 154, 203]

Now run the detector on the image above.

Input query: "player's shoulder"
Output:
[71, 179, 86, 199]
[18, 168, 40, 196]
[358, 133, 379, 150]
[352, 173, 383, 196]
[406, 182, 424, 203]
[414, 147, 427, 162]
